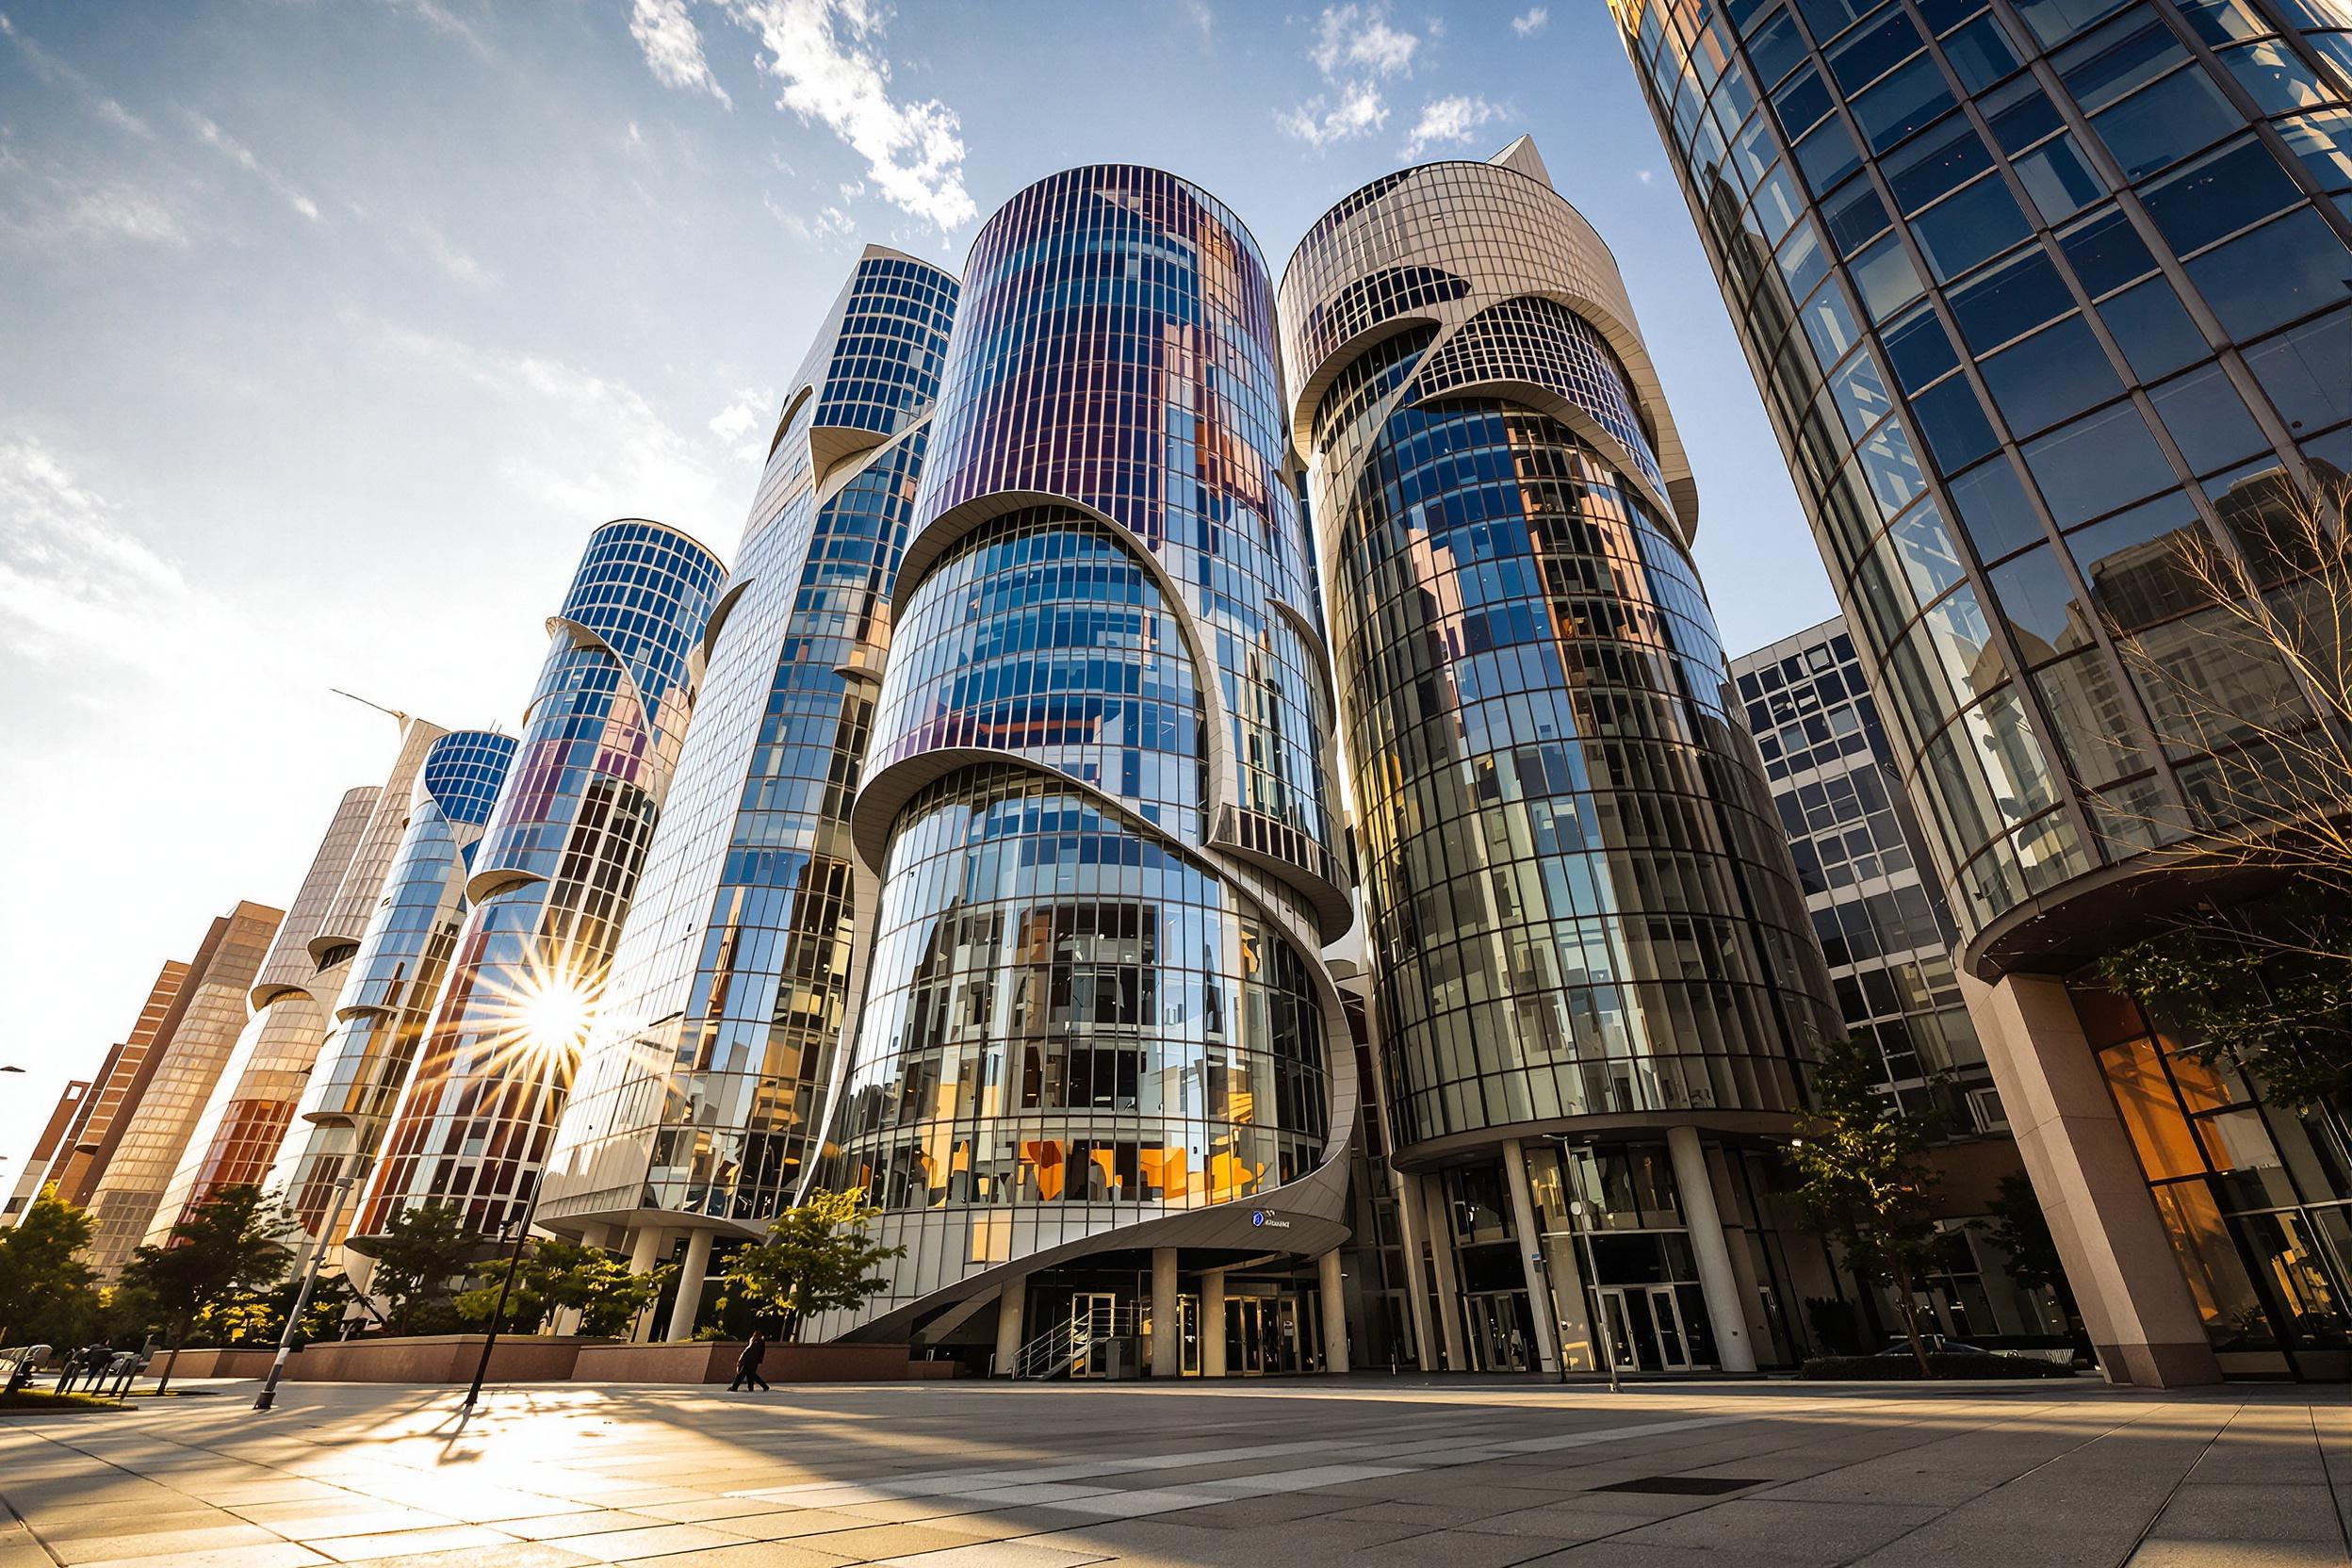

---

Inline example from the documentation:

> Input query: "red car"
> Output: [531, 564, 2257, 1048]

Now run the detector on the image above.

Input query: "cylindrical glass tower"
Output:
[272, 727, 515, 1244]
[817, 166, 1355, 1355]
[1280, 141, 1838, 1374]
[355, 521, 724, 1243]
[1611, 0, 2352, 1383]
[543, 248, 959, 1289]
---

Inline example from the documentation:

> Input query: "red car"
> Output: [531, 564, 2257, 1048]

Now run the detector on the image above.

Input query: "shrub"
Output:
[1802, 1352, 2076, 1380]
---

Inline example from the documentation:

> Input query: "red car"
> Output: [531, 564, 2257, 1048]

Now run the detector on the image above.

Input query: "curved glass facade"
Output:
[546, 251, 957, 1234]
[357, 521, 724, 1242]
[1611, 0, 2352, 956]
[1282, 158, 1837, 1161]
[273, 727, 515, 1242]
[825, 165, 1348, 1335]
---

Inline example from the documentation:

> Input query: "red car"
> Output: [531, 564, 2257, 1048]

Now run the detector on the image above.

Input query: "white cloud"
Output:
[381, 0, 491, 57]
[629, 0, 732, 108]
[684, 1, 973, 231]
[0, 435, 193, 669]
[0, 12, 153, 138]
[1400, 93, 1500, 158]
[709, 384, 777, 463]
[1308, 4, 1418, 76]
[1512, 7, 1550, 37]
[414, 220, 495, 287]
[1638, 169, 1657, 185]
[0, 138, 188, 249]
[1184, 1, 1214, 41]
[1278, 81, 1388, 149]
[187, 111, 320, 222]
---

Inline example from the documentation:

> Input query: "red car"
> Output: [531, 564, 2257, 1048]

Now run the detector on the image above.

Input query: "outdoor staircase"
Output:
[1011, 1305, 1137, 1379]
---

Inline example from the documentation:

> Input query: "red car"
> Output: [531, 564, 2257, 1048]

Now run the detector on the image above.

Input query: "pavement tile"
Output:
[552, 1523, 776, 1560]
[1611, 1498, 1945, 1563]
[630, 1547, 856, 1568]
[2147, 1483, 2349, 1544]
[294, 1548, 597, 1568]
[312, 1526, 521, 1562]
[505, 1512, 674, 1541]
[710, 1511, 888, 1543]
[73, 1544, 331, 1568]
[54, 1522, 286, 1563]
[872, 1544, 1110, 1568]
[2128, 1544, 2351, 1568]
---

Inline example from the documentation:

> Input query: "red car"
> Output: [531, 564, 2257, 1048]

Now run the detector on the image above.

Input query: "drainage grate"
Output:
[1590, 1476, 1768, 1496]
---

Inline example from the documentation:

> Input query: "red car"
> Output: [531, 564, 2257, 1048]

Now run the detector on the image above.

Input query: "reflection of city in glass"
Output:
[543, 250, 959, 1317]
[1613, 0, 2352, 1381]
[1282, 140, 1839, 1378]
[355, 521, 724, 1244]
[272, 727, 515, 1246]
[816, 166, 1355, 1359]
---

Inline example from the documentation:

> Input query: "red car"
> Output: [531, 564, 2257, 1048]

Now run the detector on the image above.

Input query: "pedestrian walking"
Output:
[728, 1331, 771, 1392]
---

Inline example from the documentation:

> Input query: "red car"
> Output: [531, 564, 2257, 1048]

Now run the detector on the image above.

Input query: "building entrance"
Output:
[1597, 1283, 1697, 1372]
[1070, 1292, 1119, 1378]
[1225, 1295, 1303, 1374]
[1463, 1289, 1538, 1371]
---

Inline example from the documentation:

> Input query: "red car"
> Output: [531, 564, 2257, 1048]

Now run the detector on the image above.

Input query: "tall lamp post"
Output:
[254, 1152, 368, 1413]
[459, 1184, 542, 1415]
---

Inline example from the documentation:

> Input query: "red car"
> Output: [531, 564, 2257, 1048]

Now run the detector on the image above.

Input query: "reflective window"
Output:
[2011, 0, 2133, 47]
[2014, 133, 2111, 221]
[1950, 244, 2076, 351]
[1910, 172, 2033, 279]
[2033, 648, 2149, 784]
[1832, 6, 1928, 89]
[1823, 175, 1894, 253]
[1799, 0, 1886, 42]
[1981, 76, 2066, 154]
[1801, 277, 1869, 365]
[1943, 10, 2024, 89]
[2243, 308, 2352, 433]
[2024, 400, 2180, 524]
[1796, 114, 1869, 189]
[2218, 38, 2339, 111]
[2066, 489, 2211, 629]
[1946, 454, 2048, 559]
[1751, 8, 1812, 83]
[1884, 299, 1962, 387]
[2176, 0, 2270, 45]
[1911, 371, 2001, 468]
[1851, 229, 1929, 318]
[2185, 207, 2352, 338]
[2057, 205, 2157, 297]
[2148, 363, 2271, 474]
[2099, 275, 2212, 380]
[2276, 106, 2352, 191]
[1774, 64, 1837, 139]
[1990, 543, 2096, 659]
[1854, 55, 1960, 148]
[2090, 66, 2246, 179]
[2140, 138, 2304, 256]
[1979, 315, 2124, 434]
[2057, 9, 2192, 111]
[1884, 114, 1996, 211]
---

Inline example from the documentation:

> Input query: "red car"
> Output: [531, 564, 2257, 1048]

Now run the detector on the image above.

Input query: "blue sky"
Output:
[0, 0, 1835, 1167]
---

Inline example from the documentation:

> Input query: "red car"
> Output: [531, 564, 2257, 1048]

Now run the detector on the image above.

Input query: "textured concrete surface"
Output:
[1, 1377, 2344, 1567]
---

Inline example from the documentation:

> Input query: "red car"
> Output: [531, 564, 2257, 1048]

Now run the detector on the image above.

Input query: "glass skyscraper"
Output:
[1613, 0, 2352, 1380]
[1281, 139, 1840, 1375]
[271, 727, 516, 1249]
[811, 166, 1357, 1378]
[543, 248, 959, 1338]
[354, 521, 725, 1245]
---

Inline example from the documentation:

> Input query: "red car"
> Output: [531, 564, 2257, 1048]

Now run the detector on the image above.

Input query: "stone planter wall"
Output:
[284, 1335, 589, 1383]
[155, 1348, 278, 1380]
[572, 1340, 933, 1383]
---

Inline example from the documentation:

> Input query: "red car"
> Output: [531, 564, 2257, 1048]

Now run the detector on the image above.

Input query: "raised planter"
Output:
[285, 1335, 590, 1384]
[155, 1348, 277, 1380]
[572, 1340, 931, 1383]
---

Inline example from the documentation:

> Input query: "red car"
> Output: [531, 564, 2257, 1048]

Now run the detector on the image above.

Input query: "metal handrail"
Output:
[1012, 1306, 1137, 1379]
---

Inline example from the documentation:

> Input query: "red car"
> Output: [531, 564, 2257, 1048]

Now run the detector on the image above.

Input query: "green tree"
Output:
[0, 1186, 101, 1348]
[1790, 1037, 1944, 1376]
[451, 1238, 668, 1337]
[716, 1190, 904, 1342]
[365, 1202, 486, 1335]
[1983, 1170, 2079, 1331]
[116, 1184, 290, 1391]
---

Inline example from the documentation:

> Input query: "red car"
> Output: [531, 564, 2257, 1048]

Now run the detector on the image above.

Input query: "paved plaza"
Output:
[1, 1377, 2346, 1568]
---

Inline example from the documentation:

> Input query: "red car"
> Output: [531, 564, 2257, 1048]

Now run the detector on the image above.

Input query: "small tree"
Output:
[367, 1202, 486, 1335]
[1984, 1170, 2077, 1331]
[116, 1184, 290, 1391]
[538, 1239, 668, 1337]
[455, 1255, 551, 1335]
[716, 1190, 904, 1343]
[1790, 1037, 1944, 1376]
[0, 1186, 101, 1348]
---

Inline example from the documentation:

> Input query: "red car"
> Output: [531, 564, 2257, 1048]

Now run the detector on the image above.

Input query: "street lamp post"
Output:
[459, 1181, 543, 1416]
[254, 1160, 368, 1413]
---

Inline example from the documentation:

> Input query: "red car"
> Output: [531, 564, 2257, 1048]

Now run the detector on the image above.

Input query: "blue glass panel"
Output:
[1947, 454, 2049, 558]
[1824, 176, 1894, 252]
[2099, 276, 2211, 379]
[2056, 205, 2157, 296]
[1750, 8, 1812, 83]
[1884, 114, 1995, 211]
[1911, 374, 2002, 467]
[1796, 115, 1868, 190]
[1943, 11, 2023, 90]
[2057, 11, 2191, 111]
[2139, 137, 2303, 256]
[1850, 229, 1928, 318]
[1832, 7, 1927, 89]
[2243, 308, 2352, 433]
[2014, 134, 2110, 222]
[1950, 245, 2076, 352]
[1854, 56, 1958, 149]
[2148, 363, 2271, 474]
[1981, 77, 2066, 154]
[2023, 400, 2179, 524]
[2183, 207, 2352, 337]
[1909, 174, 2033, 279]
[2090, 68, 2245, 180]
[1980, 316, 2123, 434]
[2278, 108, 2352, 193]
[1885, 300, 1962, 388]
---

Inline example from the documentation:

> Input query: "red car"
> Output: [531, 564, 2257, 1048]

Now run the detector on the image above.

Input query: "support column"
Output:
[1501, 1141, 1560, 1374]
[1317, 1250, 1349, 1374]
[1387, 1170, 1437, 1370]
[994, 1273, 1027, 1377]
[1962, 972, 2222, 1386]
[1707, 1147, 1778, 1363]
[1416, 1172, 1467, 1371]
[626, 1224, 667, 1344]
[1667, 1126, 1756, 1372]
[665, 1228, 713, 1343]
[1151, 1248, 1180, 1379]
[1201, 1270, 1227, 1378]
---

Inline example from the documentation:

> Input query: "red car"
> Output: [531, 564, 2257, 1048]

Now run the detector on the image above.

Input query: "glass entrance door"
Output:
[1071, 1292, 1118, 1379]
[1464, 1291, 1536, 1370]
[1595, 1285, 1696, 1371]
[1228, 1298, 1266, 1375]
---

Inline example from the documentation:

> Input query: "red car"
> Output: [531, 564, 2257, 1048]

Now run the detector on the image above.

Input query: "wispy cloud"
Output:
[629, 0, 731, 108]
[1511, 7, 1550, 37]
[1400, 92, 1500, 158]
[0, 435, 191, 669]
[414, 220, 494, 286]
[708, 384, 776, 463]
[381, 0, 491, 58]
[662, 1, 972, 232]
[0, 12, 152, 138]
[1282, 5, 1419, 152]
[186, 111, 320, 222]
[0, 138, 188, 249]
[1184, 1, 1214, 42]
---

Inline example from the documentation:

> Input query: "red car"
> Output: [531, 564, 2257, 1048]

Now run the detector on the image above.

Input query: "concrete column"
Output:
[1317, 1250, 1350, 1374]
[1416, 1172, 1467, 1371]
[993, 1273, 1027, 1377]
[1151, 1247, 1180, 1379]
[1501, 1141, 1560, 1373]
[665, 1228, 713, 1343]
[1667, 1126, 1756, 1372]
[626, 1224, 667, 1345]
[1387, 1170, 1437, 1370]
[1544, 1215, 1596, 1372]
[1201, 1270, 1228, 1378]
[1962, 972, 2222, 1386]
[1707, 1146, 1778, 1363]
